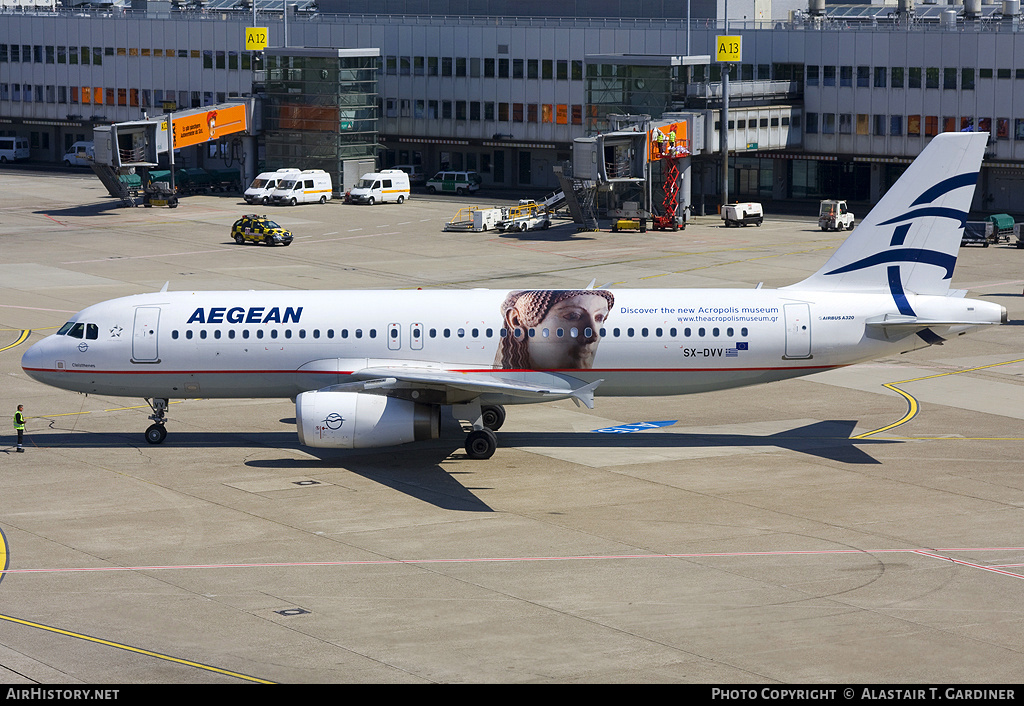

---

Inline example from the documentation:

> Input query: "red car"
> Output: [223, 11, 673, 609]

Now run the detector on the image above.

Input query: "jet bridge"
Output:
[570, 114, 698, 231]
[90, 101, 254, 206]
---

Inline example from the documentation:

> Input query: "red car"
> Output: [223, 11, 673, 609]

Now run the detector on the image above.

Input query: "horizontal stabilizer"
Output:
[865, 314, 1002, 329]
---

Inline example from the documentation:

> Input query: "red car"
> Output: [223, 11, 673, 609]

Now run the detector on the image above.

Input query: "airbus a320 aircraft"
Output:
[21, 132, 1006, 459]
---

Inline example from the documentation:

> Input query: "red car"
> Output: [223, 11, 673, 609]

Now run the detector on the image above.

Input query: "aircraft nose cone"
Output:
[21, 337, 49, 382]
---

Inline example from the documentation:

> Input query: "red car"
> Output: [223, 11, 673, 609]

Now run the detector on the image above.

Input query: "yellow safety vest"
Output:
[14, 412, 25, 431]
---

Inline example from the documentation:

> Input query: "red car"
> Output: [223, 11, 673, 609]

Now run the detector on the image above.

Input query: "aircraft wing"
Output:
[320, 365, 602, 408]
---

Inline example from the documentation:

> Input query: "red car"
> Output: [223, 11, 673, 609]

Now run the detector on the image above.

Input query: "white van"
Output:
[62, 141, 94, 167]
[425, 170, 482, 196]
[347, 169, 411, 205]
[269, 169, 333, 206]
[245, 168, 301, 205]
[0, 136, 30, 163]
[391, 164, 425, 186]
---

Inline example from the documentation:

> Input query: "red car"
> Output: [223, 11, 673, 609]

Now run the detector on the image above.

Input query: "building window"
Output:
[823, 66, 836, 86]
[857, 66, 869, 87]
[943, 68, 957, 90]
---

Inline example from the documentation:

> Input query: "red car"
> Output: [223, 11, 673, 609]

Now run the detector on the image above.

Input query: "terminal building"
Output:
[1, 0, 1023, 211]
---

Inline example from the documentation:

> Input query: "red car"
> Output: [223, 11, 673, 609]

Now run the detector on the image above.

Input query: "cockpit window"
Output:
[57, 322, 98, 339]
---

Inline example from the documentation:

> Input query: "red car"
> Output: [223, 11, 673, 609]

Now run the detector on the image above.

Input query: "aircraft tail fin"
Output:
[785, 132, 988, 297]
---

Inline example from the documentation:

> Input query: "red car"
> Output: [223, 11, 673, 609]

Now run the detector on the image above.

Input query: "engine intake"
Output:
[296, 391, 439, 449]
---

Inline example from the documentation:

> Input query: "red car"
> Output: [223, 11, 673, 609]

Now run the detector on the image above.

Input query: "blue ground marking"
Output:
[591, 420, 678, 434]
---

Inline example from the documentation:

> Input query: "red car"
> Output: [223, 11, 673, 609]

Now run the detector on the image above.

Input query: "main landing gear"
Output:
[144, 397, 169, 444]
[459, 403, 506, 460]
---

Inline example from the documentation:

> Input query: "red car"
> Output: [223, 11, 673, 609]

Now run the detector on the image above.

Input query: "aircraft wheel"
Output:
[145, 424, 167, 445]
[465, 428, 497, 459]
[481, 405, 506, 431]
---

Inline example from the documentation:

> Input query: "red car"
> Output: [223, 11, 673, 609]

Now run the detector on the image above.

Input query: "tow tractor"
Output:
[819, 199, 854, 231]
[495, 200, 551, 232]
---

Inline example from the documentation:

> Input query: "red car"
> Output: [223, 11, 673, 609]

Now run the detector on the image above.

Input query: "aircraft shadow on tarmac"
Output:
[4, 420, 891, 511]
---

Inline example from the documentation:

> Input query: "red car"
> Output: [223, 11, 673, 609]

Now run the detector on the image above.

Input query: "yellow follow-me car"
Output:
[231, 214, 294, 246]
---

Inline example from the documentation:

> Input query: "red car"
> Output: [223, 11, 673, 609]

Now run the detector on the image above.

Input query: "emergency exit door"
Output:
[783, 303, 812, 359]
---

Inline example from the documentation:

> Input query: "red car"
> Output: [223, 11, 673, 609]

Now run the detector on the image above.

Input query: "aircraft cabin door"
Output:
[387, 322, 401, 350]
[132, 306, 161, 363]
[410, 323, 424, 350]
[783, 303, 812, 359]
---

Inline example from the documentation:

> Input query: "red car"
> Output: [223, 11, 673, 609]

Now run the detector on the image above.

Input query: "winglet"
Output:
[569, 379, 603, 409]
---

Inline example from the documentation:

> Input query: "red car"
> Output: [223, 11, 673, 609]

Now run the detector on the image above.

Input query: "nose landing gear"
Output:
[144, 397, 169, 444]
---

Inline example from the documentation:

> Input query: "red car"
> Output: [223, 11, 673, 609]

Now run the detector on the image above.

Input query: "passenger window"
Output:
[271, 330, 278, 339]
[200, 330, 207, 339]
[172, 330, 179, 340]
[383, 180, 392, 188]
[741, 327, 748, 336]
[186, 330, 193, 340]
[214, 330, 222, 339]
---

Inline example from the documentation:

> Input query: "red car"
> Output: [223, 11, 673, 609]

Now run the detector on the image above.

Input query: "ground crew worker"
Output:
[654, 130, 665, 158]
[13, 404, 25, 452]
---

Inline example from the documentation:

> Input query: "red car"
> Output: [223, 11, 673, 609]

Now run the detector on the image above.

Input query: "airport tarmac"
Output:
[1, 169, 1024, 684]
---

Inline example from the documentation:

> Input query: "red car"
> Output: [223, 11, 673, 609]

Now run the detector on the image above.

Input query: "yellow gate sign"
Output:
[245, 27, 269, 51]
[716, 35, 742, 63]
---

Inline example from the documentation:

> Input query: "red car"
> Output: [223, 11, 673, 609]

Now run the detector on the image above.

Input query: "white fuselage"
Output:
[20, 288, 1003, 403]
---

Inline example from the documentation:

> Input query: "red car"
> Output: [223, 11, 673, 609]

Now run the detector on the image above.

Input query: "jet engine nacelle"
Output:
[296, 391, 440, 449]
